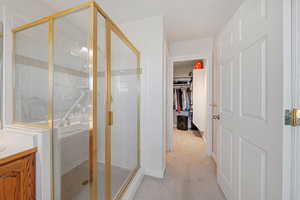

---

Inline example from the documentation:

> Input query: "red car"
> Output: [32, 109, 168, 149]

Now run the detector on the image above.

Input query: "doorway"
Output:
[167, 57, 213, 156]
[173, 59, 207, 136]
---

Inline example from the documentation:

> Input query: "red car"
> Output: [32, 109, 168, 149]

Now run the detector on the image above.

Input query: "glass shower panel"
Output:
[14, 23, 49, 126]
[97, 13, 106, 200]
[0, 23, 3, 127]
[52, 8, 92, 200]
[110, 31, 139, 199]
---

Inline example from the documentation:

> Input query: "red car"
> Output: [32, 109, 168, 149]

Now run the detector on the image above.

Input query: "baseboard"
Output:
[212, 152, 217, 165]
[144, 167, 166, 179]
[122, 168, 144, 200]
[202, 134, 208, 144]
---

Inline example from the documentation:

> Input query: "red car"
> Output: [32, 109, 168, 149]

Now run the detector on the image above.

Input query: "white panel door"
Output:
[217, 0, 284, 200]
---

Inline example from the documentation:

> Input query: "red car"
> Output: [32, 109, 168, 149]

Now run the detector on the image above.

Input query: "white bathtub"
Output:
[53, 123, 89, 175]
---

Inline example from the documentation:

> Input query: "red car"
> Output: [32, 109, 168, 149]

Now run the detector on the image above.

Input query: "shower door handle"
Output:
[108, 111, 113, 126]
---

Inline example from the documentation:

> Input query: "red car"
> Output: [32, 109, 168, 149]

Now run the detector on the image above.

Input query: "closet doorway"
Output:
[167, 57, 212, 156]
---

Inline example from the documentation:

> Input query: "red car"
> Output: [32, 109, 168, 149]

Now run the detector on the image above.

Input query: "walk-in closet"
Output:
[173, 59, 207, 134]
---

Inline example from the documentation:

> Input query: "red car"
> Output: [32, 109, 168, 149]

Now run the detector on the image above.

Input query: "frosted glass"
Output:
[14, 23, 49, 126]
[52, 8, 92, 200]
[110, 31, 139, 199]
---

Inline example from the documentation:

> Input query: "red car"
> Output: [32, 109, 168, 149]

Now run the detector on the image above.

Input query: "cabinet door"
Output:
[0, 160, 23, 200]
[0, 154, 36, 200]
[21, 154, 35, 200]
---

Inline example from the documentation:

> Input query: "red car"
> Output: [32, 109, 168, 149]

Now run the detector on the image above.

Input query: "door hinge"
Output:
[285, 109, 300, 126]
[212, 114, 220, 120]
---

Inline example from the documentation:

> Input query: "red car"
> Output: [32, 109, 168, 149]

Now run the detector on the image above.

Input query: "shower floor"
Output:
[61, 161, 130, 200]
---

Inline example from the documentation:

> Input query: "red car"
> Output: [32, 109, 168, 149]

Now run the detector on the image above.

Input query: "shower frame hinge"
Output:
[285, 108, 300, 126]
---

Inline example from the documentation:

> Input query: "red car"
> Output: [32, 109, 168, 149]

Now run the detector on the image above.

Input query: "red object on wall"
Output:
[194, 60, 203, 69]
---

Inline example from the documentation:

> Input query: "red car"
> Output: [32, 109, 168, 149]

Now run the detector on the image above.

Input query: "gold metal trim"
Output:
[114, 167, 140, 200]
[89, 6, 98, 200]
[12, 121, 49, 129]
[293, 109, 298, 126]
[12, 31, 16, 128]
[105, 19, 112, 200]
[12, 16, 50, 33]
[93, 2, 140, 56]
[46, 1, 93, 20]
[109, 23, 139, 56]
[12, 1, 93, 33]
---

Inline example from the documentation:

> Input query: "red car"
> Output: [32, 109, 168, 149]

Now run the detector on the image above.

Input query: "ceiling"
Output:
[174, 60, 199, 77]
[36, 0, 243, 42]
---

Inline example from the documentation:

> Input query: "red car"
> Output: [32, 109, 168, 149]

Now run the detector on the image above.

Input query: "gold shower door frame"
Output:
[11, 1, 141, 200]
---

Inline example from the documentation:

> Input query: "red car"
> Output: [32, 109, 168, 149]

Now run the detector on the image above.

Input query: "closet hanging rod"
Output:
[173, 85, 191, 87]
[174, 76, 192, 79]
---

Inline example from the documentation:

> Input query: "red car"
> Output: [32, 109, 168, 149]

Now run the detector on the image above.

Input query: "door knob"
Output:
[212, 114, 220, 120]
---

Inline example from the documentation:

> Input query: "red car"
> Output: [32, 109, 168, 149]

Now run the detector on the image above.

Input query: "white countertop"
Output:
[0, 131, 36, 160]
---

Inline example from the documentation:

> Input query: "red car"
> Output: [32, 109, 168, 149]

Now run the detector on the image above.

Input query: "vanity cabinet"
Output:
[0, 148, 36, 200]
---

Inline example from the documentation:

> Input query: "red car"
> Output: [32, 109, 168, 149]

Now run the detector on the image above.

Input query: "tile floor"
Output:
[61, 162, 130, 200]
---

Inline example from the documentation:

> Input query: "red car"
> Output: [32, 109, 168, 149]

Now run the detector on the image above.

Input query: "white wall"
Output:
[168, 38, 213, 154]
[170, 38, 213, 59]
[121, 16, 167, 178]
[166, 46, 173, 152]
[162, 37, 169, 172]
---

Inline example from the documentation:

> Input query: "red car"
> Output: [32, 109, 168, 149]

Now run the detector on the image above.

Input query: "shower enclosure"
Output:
[0, 22, 3, 128]
[12, 2, 140, 200]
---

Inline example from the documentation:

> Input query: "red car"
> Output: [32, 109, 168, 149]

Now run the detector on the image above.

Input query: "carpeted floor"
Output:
[134, 129, 226, 200]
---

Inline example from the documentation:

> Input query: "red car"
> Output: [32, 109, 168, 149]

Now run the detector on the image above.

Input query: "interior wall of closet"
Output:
[173, 59, 208, 133]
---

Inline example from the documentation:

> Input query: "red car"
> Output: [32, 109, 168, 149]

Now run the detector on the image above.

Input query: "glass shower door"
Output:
[53, 7, 92, 200]
[97, 12, 107, 200]
[108, 25, 140, 200]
